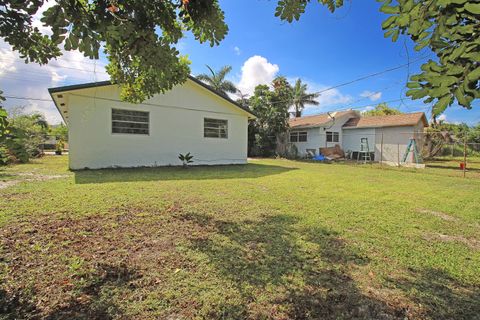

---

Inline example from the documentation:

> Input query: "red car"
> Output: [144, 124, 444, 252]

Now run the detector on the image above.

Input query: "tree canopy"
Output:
[363, 103, 403, 116]
[1, 0, 478, 115]
[276, 0, 479, 116]
[248, 77, 291, 156]
[1, 0, 228, 103]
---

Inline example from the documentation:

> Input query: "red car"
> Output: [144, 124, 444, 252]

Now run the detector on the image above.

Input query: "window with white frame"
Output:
[112, 108, 149, 135]
[290, 131, 307, 142]
[204, 118, 228, 138]
[326, 131, 339, 143]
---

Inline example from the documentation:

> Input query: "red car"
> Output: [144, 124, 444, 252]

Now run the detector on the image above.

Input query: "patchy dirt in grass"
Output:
[1, 201, 478, 319]
[424, 233, 480, 250]
[0, 203, 203, 319]
[0, 172, 69, 189]
[416, 208, 459, 222]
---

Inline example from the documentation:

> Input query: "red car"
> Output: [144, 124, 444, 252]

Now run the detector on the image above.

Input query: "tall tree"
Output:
[196, 65, 237, 96]
[291, 79, 319, 118]
[363, 103, 403, 116]
[248, 78, 291, 156]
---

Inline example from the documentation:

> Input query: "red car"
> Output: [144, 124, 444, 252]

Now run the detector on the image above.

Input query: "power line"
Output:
[2, 93, 431, 115]
[3, 95, 51, 102]
[0, 57, 108, 74]
[268, 54, 432, 107]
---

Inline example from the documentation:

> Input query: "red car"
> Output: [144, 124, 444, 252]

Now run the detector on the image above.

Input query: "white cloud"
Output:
[233, 46, 241, 55]
[438, 114, 447, 122]
[0, 1, 109, 124]
[360, 90, 382, 101]
[360, 106, 375, 113]
[50, 70, 67, 83]
[0, 48, 17, 76]
[290, 79, 352, 114]
[237, 55, 279, 95]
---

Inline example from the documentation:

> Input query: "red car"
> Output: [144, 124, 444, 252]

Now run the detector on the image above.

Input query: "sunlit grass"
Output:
[0, 156, 478, 319]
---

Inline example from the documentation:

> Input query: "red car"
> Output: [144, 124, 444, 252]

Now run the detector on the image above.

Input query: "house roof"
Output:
[343, 112, 428, 129]
[48, 76, 256, 123]
[288, 110, 357, 129]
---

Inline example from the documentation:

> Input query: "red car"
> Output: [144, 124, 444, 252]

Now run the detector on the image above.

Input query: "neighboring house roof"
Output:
[343, 112, 428, 129]
[288, 110, 358, 129]
[48, 76, 256, 122]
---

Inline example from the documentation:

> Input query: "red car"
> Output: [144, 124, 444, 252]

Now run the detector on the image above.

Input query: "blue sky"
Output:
[0, 0, 478, 125]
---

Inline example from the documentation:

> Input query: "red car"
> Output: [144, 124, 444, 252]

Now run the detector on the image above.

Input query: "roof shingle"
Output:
[288, 110, 355, 129]
[343, 112, 427, 129]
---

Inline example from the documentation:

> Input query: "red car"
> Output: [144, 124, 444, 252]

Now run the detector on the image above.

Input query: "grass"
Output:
[0, 155, 479, 319]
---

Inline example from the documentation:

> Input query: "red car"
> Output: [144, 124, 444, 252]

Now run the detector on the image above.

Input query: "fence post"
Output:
[380, 133, 384, 167]
[463, 139, 467, 178]
[397, 143, 400, 167]
[451, 143, 454, 157]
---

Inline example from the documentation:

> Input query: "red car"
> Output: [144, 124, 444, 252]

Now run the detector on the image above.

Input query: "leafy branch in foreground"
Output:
[275, 0, 479, 116]
[1, 0, 228, 103]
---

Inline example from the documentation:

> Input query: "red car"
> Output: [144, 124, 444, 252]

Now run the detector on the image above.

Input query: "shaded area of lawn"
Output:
[73, 163, 296, 184]
[1, 156, 479, 319]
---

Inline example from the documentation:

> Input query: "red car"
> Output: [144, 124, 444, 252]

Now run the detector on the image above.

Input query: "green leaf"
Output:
[464, 2, 480, 14]
[382, 16, 396, 29]
[432, 95, 453, 116]
[380, 5, 399, 14]
[466, 67, 480, 82]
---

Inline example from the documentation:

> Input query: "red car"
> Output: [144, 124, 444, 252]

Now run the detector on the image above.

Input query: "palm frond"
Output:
[217, 65, 233, 81]
[196, 74, 214, 86]
[220, 80, 238, 94]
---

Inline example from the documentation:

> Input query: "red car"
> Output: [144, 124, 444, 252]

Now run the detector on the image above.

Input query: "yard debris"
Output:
[319, 144, 345, 160]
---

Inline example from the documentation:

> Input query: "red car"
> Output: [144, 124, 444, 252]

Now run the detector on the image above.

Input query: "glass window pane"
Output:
[112, 108, 149, 135]
[204, 118, 228, 138]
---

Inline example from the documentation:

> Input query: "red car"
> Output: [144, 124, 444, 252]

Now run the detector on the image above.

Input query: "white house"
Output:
[288, 110, 428, 165]
[49, 77, 255, 170]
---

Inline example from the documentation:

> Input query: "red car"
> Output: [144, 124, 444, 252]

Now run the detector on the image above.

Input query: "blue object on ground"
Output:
[313, 154, 326, 161]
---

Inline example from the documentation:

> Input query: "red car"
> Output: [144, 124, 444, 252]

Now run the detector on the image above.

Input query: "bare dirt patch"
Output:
[0, 172, 69, 189]
[424, 233, 480, 250]
[417, 208, 459, 222]
[0, 203, 204, 319]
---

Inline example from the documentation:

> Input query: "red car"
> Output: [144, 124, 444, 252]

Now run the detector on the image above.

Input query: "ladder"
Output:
[357, 138, 371, 163]
[402, 139, 421, 164]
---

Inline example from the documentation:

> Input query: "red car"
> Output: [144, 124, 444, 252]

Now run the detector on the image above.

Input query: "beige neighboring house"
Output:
[49, 78, 255, 170]
[288, 110, 428, 165]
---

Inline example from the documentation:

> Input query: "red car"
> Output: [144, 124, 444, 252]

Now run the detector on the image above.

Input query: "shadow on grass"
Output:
[74, 163, 295, 184]
[388, 268, 480, 319]
[426, 163, 480, 172]
[1, 263, 137, 320]
[180, 211, 480, 319]
[181, 212, 399, 319]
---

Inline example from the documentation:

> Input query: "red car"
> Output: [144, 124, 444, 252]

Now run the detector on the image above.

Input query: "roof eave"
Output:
[48, 77, 257, 119]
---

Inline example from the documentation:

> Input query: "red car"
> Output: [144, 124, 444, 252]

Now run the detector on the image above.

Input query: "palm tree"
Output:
[196, 65, 238, 96]
[291, 79, 319, 118]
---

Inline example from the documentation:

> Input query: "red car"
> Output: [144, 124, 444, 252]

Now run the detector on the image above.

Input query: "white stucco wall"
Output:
[290, 114, 355, 156]
[342, 128, 376, 157]
[375, 125, 419, 164]
[66, 80, 250, 169]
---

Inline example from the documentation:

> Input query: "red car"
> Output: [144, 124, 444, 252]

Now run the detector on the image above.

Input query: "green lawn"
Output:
[1, 156, 479, 319]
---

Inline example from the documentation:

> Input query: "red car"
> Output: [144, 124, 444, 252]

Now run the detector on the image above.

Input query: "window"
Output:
[290, 131, 307, 142]
[204, 118, 228, 138]
[112, 108, 149, 135]
[326, 131, 339, 143]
